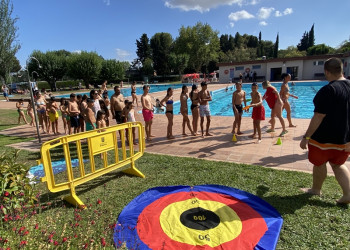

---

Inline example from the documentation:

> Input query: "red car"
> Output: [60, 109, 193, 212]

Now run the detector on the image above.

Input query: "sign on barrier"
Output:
[37, 122, 145, 209]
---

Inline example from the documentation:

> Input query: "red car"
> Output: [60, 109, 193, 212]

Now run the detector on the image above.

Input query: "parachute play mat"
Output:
[114, 185, 283, 249]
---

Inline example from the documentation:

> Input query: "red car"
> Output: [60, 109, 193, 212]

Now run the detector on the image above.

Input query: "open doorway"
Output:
[270, 68, 282, 81]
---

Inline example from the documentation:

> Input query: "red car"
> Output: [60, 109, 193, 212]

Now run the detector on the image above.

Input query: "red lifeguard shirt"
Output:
[263, 87, 277, 109]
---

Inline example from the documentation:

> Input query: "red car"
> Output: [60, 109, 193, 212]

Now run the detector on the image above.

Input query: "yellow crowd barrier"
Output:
[37, 122, 145, 209]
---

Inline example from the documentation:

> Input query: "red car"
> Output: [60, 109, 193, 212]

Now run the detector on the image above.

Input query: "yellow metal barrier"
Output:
[37, 122, 145, 209]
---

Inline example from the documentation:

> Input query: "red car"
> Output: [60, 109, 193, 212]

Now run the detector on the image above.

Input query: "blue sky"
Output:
[12, 0, 350, 66]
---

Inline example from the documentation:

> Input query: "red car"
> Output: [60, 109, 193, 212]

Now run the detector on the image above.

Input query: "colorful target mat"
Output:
[114, 185, 283, 250]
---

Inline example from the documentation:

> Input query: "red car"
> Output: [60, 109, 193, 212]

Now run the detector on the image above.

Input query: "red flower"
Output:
[91, 220, 95, 225]
[4, 191, 9, 197]
[97, 199, 102, 204]
[83, 243, 88, 249]
[54, 241, 59, 245]
[101, 237, 106, 247]
[62, 237, 67, 243]
[74, 234, 78, 238]
[23, 231, 29, 236]
[34, 224, 39, 229]
[20, 240, 27, 246]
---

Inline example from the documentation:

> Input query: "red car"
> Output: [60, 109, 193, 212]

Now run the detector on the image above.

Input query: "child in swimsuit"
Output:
[160, 88, 175, 139]
[249, 83, 265, 143]
[16, 98, 28, 125]
[48, 96, 60, 135]
[232, 81, 247, 135]
[26, 100, 34, 126]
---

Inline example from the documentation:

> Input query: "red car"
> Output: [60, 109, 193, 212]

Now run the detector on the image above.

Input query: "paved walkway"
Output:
[1, 84, 349, 174]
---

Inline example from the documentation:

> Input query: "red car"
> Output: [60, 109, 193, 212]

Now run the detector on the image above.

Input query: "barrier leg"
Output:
[122, 162, 145, 178]
[64, 190, 86, 209]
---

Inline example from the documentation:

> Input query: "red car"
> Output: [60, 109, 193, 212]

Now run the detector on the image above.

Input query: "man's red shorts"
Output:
[308, 143, 350, 166]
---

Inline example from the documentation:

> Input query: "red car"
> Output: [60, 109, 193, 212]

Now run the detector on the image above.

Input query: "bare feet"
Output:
[146, 137, 152, 141]
[336, 195, 350, 204]
[167, 136, 175, 139]
[300, 188, 321, 196]
[150, 135, 156, 137]
[256, 139, 262, 144]
[249, 134, 257, 139]
[237, 131, 244, 135]
[182, 133, 188, 136]
[191, 132, 196, 136]
[231, 130, 235, 134]
[205, 133, 213, 136]
[289, 124, 297, 127]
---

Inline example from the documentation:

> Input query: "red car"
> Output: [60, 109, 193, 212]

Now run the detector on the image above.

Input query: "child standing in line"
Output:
[96, 110, 107, 129]
[249, 83, 265, 143]
[126, 100, 137, 145]
[83, 99, 96, 131]
[60, 98, 69, 134]
[16, 98, 28, 125]
[47, 96, 59, 135]
[232, 81, 247, 135]
[26, 100, 34, 126]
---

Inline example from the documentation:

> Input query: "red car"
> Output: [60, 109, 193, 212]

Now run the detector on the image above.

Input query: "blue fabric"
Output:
[29, 158, 87, 179]
[114, 185, 283, 250]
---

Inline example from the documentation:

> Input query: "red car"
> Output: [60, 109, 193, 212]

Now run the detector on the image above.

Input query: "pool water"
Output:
[161, 81, 327, 119]
[57, 84, 191, 99]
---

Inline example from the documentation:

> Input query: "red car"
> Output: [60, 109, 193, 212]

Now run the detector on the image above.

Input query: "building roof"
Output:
[217, 52, 350, 66]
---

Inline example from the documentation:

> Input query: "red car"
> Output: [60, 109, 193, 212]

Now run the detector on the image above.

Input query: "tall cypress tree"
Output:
[297, 31, 309, 51]
[308, 24, 315, 48]
[273, 33, 279, 58]
[257, 31, 262, 57]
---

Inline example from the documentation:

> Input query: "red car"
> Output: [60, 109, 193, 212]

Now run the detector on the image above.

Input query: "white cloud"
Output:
[116, 49, 131, 61]
[283, 8, 293, 15]
[229, 22, 235, 28]
[72, 50, 81, 54]
[228, 10, 254, 21]
[164, 0, 257, 13]
[259, 21, 268, 26]
[257, 7, 275, 19]
[275, 10, 282, 17]
[103, 0, 110, 6]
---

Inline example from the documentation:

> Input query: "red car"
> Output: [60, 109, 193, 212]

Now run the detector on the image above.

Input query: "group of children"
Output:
[232, 75, 297, 143]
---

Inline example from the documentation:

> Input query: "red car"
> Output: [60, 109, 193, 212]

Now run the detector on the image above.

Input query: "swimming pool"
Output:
[57, 84, 190, 99]
[158, 81, 327, 119]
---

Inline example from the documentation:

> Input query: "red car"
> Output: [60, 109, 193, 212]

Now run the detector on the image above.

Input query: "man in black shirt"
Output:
[300, 57, 350, 204]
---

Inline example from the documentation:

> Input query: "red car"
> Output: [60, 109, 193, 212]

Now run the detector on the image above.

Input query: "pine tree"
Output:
[257, 31, 262, 57]
[273, 33, 279, 58]
[297, 31, 309, 51]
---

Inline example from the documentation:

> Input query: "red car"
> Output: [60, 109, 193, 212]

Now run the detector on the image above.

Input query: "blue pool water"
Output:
[57, 84, 191, 99]
[155, 81, 327, 119]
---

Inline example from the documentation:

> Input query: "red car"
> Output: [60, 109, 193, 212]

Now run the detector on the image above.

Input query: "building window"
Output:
[252, 65, 261, 70]
[313, 61, 324, 66]
[235, 66, 244, 70]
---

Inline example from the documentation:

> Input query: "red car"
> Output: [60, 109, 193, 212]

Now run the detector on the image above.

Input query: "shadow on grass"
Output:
[256, 185, 336, 215]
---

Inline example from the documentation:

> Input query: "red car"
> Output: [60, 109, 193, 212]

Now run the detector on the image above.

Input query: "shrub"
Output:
[0, 150, 36, 217]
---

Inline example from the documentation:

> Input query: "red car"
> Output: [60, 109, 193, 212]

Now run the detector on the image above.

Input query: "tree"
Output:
[257, 31, 263, 57]
[234, 32, 243, 48]
[273, 33, 279, 58]
[308, 24, 315, 48]
[336, 40, 350, 53]
[99, 59, 125, 83]
[168, 53, 189, 74]
[247, 35, 258, 48]
[307, 44, 335, 56]
[28, 50, 69, 91]
[150, 32, 173, 75]
[297, 31, 309, 51]
[278, 46, 307, 58]
[0, 0, 20, 84]
[68, 51, 102, 89]
[136, 33, 151, 65]
[142, 58, 154, 76]
[174, 22, 220, 72]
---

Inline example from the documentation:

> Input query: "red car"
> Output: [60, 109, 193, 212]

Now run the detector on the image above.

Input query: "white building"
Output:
[217, 52, 350, 83]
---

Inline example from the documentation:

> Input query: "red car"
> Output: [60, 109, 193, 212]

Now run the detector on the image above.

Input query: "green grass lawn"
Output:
[0, 109, 349, 249]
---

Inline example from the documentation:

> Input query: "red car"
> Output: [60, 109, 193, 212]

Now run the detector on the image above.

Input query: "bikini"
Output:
[165, 99, 173, 115]
[36, 100, 46, 114]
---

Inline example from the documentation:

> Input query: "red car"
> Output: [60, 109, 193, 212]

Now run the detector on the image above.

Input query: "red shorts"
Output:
[142, 109, 153, 122]
[308, 143, 350, 166]
[252, 106, 265, 121]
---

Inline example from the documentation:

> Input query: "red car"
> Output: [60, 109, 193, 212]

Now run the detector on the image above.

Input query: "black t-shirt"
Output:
[312, 79, 350, 144]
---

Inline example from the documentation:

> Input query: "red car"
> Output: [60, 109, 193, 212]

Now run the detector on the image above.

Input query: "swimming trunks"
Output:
[38, 108, 46, 114]
[252, 106, 265, 121]
[234, 104, 243, 114]
[114, 111, 123, 124]
[190, 104, 199, 110]
[70, 115, 80, 128]
[86, 122, 96, 131]
[142, 109, 154, 122]
[199, 105, 211, 117]
[308, 140, 350, 166]
[49, 111, 59, 122]
[165, 110, 173, 115]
